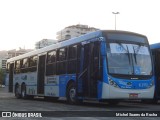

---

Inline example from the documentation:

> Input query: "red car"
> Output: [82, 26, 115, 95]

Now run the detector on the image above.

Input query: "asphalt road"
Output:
[0, 87, 160, 120]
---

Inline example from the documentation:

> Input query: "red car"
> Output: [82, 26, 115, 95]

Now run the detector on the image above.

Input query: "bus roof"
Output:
[7, 30, 103, 63]
[7, 30, 147, 63]
[150, 43, 160, 49]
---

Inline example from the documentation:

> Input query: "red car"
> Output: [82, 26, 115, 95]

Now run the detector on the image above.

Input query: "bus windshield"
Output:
[107, 43, 152, 76]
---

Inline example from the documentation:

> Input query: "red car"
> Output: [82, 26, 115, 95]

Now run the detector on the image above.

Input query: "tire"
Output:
[21, 84, 27, 99]
[15, 84, 21, 99]
[66, 82, 83, 104]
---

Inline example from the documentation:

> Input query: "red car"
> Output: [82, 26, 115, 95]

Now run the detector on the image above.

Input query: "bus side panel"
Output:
[13, 72, 37, 95]
[13, 74, 22, 93]
[59, 75, 76, 97]
[44, 75, 76, 97]
[44, 75, 59, 97]
[26, 72, 37, 95]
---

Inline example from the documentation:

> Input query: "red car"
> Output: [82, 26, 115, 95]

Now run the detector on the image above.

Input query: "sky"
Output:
[0, 0, 160, 50]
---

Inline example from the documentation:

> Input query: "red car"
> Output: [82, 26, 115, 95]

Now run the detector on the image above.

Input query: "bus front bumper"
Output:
[101, 82, 154, 99]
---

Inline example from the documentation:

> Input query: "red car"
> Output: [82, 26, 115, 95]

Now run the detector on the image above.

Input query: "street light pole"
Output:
[112, 12, 120, 30]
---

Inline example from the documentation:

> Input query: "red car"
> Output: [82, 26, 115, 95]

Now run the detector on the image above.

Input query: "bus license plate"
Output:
[129, 93, 138, 98]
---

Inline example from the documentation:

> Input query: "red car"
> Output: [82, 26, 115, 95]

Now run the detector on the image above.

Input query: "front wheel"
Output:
[66, 83, 82, 104]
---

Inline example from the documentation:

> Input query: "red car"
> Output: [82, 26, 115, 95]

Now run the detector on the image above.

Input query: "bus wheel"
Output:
[21, 84, 27, 99]
[67, 82, 79, 104]
[15, 84, 21, 99]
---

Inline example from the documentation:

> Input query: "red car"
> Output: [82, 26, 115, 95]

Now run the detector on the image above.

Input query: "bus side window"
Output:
[15, 60, 20, 74]
[22, 58, 29, 68]
[21, 58, 29, 73]
[57, 48, 67, 75]
[29, 56, 37, 72]
[46, 50, 56, 76]
[59, 48, 67, 61]
[68, 45, 77, 74]
[77, 44, 81, 73]
[47, 51, 56, 63]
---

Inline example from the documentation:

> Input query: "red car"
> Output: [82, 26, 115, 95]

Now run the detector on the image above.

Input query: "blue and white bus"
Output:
[6, 30, 154, 104]
[150, 43, 160, 103]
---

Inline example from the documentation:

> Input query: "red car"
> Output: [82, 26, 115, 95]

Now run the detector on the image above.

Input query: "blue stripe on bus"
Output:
[98, 81, 103, 99]
[59, 74, 76, 97]
[101, 40, 109, 84]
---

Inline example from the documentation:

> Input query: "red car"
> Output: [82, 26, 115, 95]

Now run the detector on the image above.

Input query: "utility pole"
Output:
[112, 12, 120, 30]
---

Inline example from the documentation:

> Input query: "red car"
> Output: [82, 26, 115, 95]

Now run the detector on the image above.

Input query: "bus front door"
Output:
[78, 41, 100, 98]
[37, 55, 46, 95]
[9, 63, 14, 92]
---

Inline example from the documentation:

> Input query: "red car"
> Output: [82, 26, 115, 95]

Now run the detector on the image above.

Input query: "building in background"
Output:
[35, 39, 57, 49]
[7, 48, 33, 58]
[0, 48, 33, 70]
[56, 24, 99, 41]
[1, 59, 7, 70]
[0, 51, 8, 70]
[0, 48, 33, 85]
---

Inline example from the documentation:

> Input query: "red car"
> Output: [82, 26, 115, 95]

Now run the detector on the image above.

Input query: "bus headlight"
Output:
[108, 77, 119, 88]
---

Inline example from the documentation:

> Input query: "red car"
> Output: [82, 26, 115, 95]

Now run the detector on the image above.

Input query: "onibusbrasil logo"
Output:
[1, 112, 42, 118]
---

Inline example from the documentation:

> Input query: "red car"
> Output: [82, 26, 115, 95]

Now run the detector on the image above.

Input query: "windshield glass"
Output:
[107, 43, 152, 76]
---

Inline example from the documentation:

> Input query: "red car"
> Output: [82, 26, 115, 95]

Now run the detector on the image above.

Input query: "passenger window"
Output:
[29, 56, 38, 67]
[47, 50, 56, 63]
[58, 48, 67, 61]
[22, 58, 29, 68]
[56, 48, 67, 75]
[15, 60, 20, 74]
[69, 45, 77, 59]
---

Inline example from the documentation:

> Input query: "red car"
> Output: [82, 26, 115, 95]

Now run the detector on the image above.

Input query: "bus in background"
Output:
[150, 43, 160, 103]
[6, 30, 154, 104]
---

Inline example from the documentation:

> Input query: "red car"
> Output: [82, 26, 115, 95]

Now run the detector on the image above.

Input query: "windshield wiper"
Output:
[133, 46, 137, 64]
[117, 43, 131, 65]
[133, 45, 141, 64]
[126, 45, 131, 65]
